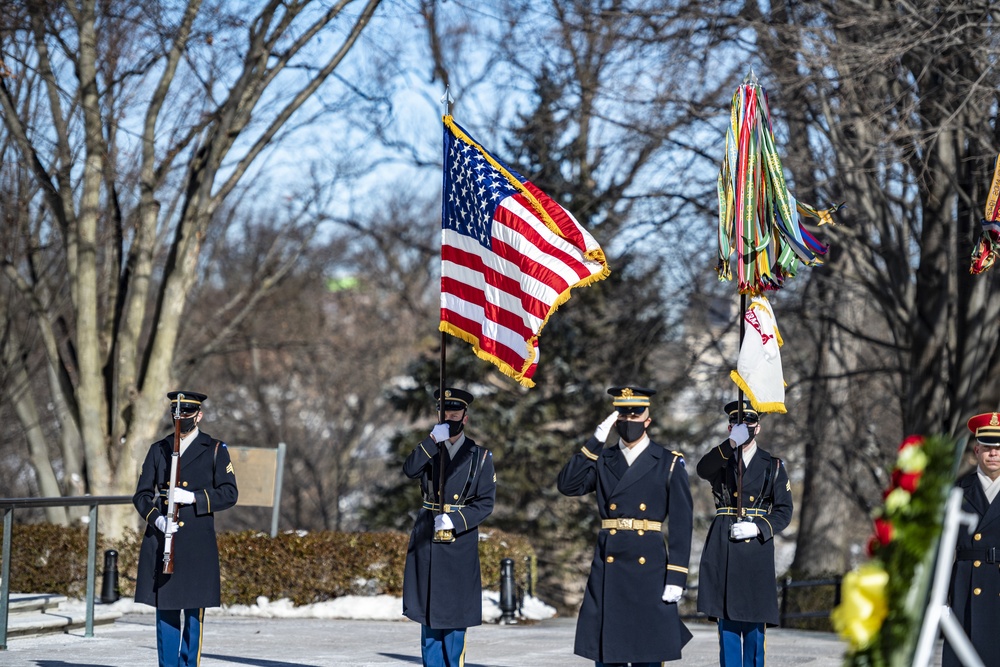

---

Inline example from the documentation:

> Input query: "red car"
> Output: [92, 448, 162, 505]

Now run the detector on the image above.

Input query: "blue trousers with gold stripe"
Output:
[420, 625, 467, 667]
[718, 618, 765, 667]
[156, 608, 204, 667]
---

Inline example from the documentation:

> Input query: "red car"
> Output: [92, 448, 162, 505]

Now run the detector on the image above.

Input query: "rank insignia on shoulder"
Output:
[226, 462, 234, 474]
[493, 472, 497, 483]
[786, 480, 791, 491]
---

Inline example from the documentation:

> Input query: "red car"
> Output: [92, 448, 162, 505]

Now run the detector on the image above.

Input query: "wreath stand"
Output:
[911, 488, 985, 667]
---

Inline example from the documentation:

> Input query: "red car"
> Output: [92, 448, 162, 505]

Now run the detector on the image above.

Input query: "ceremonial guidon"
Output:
[558, 386, 693, 665]
[402, 388, 496, 667]
[133, 391, 239, 667]
[943, 412, 1000, 667]
[696, 400, 793, 667]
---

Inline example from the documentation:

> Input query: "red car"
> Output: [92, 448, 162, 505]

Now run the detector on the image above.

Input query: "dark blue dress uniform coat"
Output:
[557, 435, 694, 664]
[943, 471, 1000, 667]
[133, 431, 239, 610]
[696, 439, 792, 625]
[402, 434, 496, 629]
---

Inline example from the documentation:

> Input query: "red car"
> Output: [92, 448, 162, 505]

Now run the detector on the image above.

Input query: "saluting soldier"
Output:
[133, 390, 239, 667]
[402, 387, 496, 667]
[943, 413, 1000, 667]
[558, 385, 694, 666]
[696, 400, 793, 667]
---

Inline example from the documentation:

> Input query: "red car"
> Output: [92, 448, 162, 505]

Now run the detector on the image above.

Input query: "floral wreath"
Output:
[831, 434, 957, 667]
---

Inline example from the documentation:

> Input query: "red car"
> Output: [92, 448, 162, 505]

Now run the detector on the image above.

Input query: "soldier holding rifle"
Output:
[402, 387, 496, 667]
[133, 390, 238, 667]
[696, 400, 793, 667]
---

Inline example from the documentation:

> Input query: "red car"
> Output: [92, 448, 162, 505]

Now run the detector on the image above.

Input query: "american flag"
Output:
[440, 116, 609, 388]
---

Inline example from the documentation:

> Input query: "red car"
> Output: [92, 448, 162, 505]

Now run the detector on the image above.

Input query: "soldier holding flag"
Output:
[402, 387, 496, 667]
[696, 400, 793, 667]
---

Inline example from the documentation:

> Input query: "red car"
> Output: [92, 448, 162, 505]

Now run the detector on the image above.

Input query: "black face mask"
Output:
[446, 419, 465, 437]
[616, 419, 645, 443]
[177, 416, 198, 434]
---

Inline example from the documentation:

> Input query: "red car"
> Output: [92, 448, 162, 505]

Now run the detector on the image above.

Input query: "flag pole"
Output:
[434, 87, 455, 544]
[736, 292, 747, 519]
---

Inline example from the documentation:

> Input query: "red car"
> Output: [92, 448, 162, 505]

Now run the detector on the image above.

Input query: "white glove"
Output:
[662, 584, 683, 603]
[154, 516, 179, 534]
[430, 423, 451, 443]
[730, 521, 759, 540]
[434, 513, 454, 531]
[729, 422, 750, 447]
[172, 488, 196, 505]
[594, 411, 619, 441]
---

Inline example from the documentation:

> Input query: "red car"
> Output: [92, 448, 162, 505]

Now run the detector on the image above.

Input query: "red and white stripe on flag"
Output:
[440, 116, 609, 387]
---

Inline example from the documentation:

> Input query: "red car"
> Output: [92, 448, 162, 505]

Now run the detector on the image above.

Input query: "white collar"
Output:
[180, 427, 200, 455]
[977, 466, 1000, 503]
[445, 432, 467, 460]
[618, 434, 650, 466]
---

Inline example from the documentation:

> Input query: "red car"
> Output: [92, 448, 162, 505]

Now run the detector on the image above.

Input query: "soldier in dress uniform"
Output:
[402, 387, 496, 667]
[696, 400, 793, 667]
[557, 385, 694, 667]
[943, 413, 1000, 667]
[133, 391, 239, 667]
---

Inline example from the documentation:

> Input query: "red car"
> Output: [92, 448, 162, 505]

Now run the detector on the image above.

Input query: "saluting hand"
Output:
[593, 411, 619, 442]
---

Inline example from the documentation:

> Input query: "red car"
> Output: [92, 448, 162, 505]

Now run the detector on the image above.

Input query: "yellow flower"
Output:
[831, 563, 889, 650]
[896, 446, 927, 473]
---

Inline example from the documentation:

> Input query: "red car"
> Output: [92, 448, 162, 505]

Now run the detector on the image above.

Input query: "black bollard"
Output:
[499, 557, 517, 624]
[100, 549, 120, 603]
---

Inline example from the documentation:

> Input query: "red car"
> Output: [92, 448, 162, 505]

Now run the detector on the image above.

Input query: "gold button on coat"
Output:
[610, 529, 617, 535]
[182, 482, 188, 487]
[638, 557, 646, 565]
[178, 521, 185, 527]
[637, 530, 645, 536]
[607, 556, 614, 563]
[975, 560, 982, 567]
[453, 494, 459, 500]
[974, 533, 982, 541]
[749, 495, 755, 501]
[974, 588, 982, 595]
[639, 503, 647, 511]
[610, 503, 617, 510]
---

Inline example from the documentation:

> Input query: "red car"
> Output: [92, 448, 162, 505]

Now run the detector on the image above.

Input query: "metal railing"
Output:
[779, 575, 842, 625]
[0, 495, 132, 650]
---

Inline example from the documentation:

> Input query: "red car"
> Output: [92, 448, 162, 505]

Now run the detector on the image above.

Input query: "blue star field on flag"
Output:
[443, 129, 522, 251]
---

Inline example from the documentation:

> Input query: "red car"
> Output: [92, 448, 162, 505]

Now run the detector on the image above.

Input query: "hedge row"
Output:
[1, 524, 536, 607]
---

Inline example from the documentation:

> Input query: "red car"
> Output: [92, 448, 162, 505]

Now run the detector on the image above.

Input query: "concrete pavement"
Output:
[0, 612, 914, 667]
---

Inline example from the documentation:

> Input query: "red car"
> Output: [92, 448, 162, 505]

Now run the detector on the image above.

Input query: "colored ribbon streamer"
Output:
[717, 79, 842, 294]
[970, 153, 1000, 274]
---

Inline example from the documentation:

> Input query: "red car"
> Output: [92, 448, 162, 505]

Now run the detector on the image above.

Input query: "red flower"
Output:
[874, 517, 894, 545]
[865, 534, 879, 557]
[892, 469, 922, 493]
[898, 435, 924, 452]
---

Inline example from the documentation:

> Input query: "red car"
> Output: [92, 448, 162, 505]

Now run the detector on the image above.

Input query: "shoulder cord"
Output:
[752, 458, 781, 511]
[458, 446, 485, 504]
